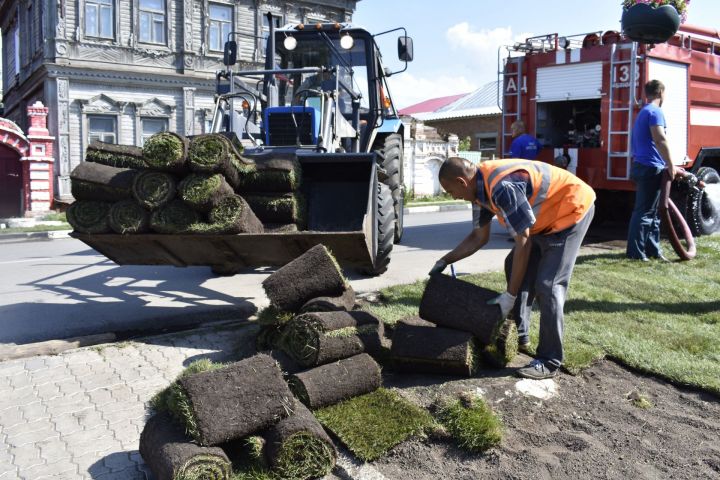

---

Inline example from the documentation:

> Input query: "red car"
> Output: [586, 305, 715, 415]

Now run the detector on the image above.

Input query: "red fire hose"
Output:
[659, 169, 696, 261]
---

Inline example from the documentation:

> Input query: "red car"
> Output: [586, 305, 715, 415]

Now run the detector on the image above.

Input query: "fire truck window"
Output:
[536, 99, 601, 148]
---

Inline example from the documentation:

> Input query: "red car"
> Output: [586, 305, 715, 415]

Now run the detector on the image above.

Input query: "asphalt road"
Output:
[0, 209, 514, 345]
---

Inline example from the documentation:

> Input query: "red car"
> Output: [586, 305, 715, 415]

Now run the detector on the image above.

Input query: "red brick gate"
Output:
[0, 119, 29, 218]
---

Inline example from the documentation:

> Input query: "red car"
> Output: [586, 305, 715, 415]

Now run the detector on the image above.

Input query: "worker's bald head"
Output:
[438, 157, 478, 202]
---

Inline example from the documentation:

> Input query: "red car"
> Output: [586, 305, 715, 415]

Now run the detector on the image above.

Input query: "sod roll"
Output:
[178, 173, 234, 213]
[263, 401, 336, 480]
[188, 194, 263, 234]
[482, 319, 519, 368]
[419, 273, 502, 345]
[396, 316, 436, 328]
[289, 353, 382, 409]
[391, 324, 478, 377]
[282, 311, 384, 368]
[66, 200, 112, 234]
[235, 152, 302, 193]
[244, 193, 306, 225]
[132, 170, 177, 210]
[143, 131, 188, 174]
[262, 244, 346, 312]
[150, 200, 202, 234]
[139, 413, 231, 480]
[188, 133, 254, 188]
[70, 161, 138, 202]
[178, 353, 294, 446]
[299, 285, 356, 313]
[86, 141, 146, 170]
[108, 200, 149, 234]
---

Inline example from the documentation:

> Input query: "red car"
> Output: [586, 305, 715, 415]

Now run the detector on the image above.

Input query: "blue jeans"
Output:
[627, 162, 664, 260]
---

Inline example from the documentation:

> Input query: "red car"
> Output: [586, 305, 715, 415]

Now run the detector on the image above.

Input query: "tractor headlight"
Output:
[283, 35, 297, 51]
[340, 33, 354, 50]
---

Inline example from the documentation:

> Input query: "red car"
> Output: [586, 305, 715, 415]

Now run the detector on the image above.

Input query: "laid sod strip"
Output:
[235, 153, 302, 193]
[263, 401, 336, 480]
[150, 200, 202, 234]
[282, 311, 384, 368]
[70, 161, 138, 202]
[178, 354, 294, 446]
[189, 195, 263, 234]
[86, 141, 146, 170]
[436, 393, 503, 452]
[66, 200, 112, 234]
[262, 223, 299, 233]
[188, 133, 254, 189]
[108, 200, 149, 234]
[178, 173, 234, 213]
[262, 244, 346, 312]
[420, 273, 502, 345]
[143, 131, 189, 174]
[482, 319, 519, 368]
[299, 285, 356, 313]
[244, 193, 306, 225]
[315, 388, 434, 462]
[395, 316, 436, 328]
[391, 324, 478, 377]
[289, 353, 382, 409]
[139, 413, 231, 480]
[132, 170, 178, 210]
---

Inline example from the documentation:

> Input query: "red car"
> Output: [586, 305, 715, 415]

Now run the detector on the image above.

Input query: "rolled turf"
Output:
[235, 153, 302, 193]
[299, 285, 356, 313]
[108, 200, 149, 234]
[244, 193, 306, 225]
[178, 173, 234, 213]
[289, 353, 382, 409]
[150, 200, 202, 234]
[262, 244, 346, 312]
[177, 353, 294, 446]
[188, 195, 263, 234]
[85, 141, 146, 170]
[482, 319, 519, 368]
[395, 316, 436, 328]
[66, 200, 112, 234]
[132, 170, 178, 210]
[390, 324, 478, 377]
[282, 311, 384, 368]
[139, 413, 231, 480]
[263, 401, 336, 480]
[188, 133, 254, 189]
[419, 273, 502, 345]
[70, 161, 138, 202]
[143, 131, 188, 174]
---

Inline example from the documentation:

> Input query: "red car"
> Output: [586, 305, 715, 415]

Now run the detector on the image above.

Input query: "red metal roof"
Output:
[398, 93, 469, 115]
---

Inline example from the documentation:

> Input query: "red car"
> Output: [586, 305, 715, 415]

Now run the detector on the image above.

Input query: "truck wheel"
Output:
[360, 183, 394, 276]
[375, 134, 404, 243]
[688, 166, 720, 236]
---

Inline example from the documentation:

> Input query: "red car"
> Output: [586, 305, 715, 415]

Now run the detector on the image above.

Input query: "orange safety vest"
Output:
[476, 159, 596, 235]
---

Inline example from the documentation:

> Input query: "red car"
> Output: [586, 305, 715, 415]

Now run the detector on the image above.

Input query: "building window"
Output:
[476, 133, 498, 154]
[85, 0, 114, 39]
[139, 0, 166, 45]
[141, 117, 168, 145]
[209, 3, 232, 52]
[260, 13, 281, 57]
[88, 115, 117, 144]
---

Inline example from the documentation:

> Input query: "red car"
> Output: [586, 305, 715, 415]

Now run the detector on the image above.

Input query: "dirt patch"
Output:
[374, 355, 720, 479]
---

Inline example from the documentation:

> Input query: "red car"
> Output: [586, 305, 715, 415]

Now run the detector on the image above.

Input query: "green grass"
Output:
[368, 237, 720, 395]
[437, 393, 503, 452]
[0, 224, 71, 234]
[314, 388, 434, 461]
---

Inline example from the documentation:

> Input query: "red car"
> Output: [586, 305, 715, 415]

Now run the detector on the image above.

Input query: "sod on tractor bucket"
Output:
[70, 162, 138, 202]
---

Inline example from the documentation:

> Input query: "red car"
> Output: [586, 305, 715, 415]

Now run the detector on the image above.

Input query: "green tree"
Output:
[459, 136, 472, 151]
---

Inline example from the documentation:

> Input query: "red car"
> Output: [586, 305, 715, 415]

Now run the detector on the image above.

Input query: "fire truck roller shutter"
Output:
[647, 59, 688, 167]
[535, 62, 603, 102]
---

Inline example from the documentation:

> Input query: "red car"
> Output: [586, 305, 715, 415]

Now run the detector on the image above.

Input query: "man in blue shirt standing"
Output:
[627, 80, 679, 261]
[509, 120, 541, 160]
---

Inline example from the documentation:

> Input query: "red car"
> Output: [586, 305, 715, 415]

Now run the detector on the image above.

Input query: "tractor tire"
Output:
[375, 133, 404, 243]
[688, 166, 720, 236]
[360, 183, 394, 276]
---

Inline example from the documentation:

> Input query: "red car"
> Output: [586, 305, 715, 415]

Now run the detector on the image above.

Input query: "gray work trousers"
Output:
[504, 205, 595, 368]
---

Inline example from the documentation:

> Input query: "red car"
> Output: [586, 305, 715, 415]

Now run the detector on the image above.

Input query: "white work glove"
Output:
[429, 259, 447, 276]
[487, 291, 517, 319]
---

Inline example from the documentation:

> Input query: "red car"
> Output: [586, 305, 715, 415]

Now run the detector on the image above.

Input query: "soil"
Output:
[370, 354, 720, 480]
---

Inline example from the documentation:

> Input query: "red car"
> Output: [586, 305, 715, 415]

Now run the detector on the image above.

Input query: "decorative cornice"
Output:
[45, 66, 217, 89]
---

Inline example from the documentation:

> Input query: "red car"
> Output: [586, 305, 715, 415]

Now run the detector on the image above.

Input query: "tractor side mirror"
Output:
[398, 36, 414, 62]
[223, 40, 237, 66]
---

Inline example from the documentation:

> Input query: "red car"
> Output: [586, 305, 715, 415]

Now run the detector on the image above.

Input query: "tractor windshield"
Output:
[275, 34, 370, 116]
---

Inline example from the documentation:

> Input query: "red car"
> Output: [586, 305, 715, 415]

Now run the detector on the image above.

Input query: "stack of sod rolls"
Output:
[388, 273, 519, 375]
[67, 132, 264, 235]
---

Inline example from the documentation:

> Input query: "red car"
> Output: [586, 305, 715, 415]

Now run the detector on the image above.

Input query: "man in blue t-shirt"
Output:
[626, 79, 679, 261]
[509, 120, 540, 160]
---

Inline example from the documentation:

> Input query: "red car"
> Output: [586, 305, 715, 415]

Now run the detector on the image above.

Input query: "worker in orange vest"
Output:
[429, 157, 596, 380]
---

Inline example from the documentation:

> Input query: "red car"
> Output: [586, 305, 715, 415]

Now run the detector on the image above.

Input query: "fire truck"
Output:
[499, 24, 720, 234]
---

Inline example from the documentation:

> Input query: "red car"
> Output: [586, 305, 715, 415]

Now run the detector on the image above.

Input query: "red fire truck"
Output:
[500, 24, 720, 234]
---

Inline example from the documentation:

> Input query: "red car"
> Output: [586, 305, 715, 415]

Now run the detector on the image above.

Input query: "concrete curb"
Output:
[0, 229, 72, 243]
[404, 203, 471, 214]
